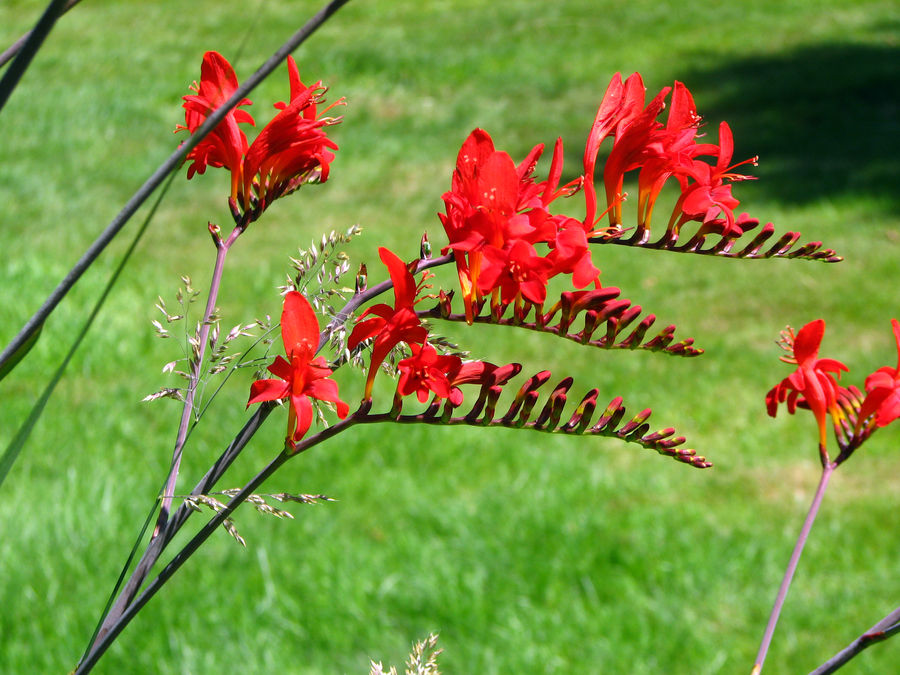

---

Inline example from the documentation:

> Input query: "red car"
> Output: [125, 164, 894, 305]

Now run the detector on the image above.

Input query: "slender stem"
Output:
[0, 0, 69, 113]
[0, 0, 82, 69]
[808, 606, 900, 675]
[84, 403, 275, 666]
[751, 461, 836, 675]
[76, 407, 363, 675]
[0, 0, 354, 375]
[155, 226, 241, 535]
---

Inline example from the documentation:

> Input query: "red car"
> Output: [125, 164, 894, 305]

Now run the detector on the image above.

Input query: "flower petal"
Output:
[281, 291, 320, 359]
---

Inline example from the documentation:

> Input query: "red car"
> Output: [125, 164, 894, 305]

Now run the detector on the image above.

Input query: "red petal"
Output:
[281, 291, 320, 359]
[247, 378, 290, 406]
[306, 378, 349, 419]
[716, 122, 734, 171]
[379, 247, 416, 309]
[480, 151, 519, 213]
[291, 394, 314, 441]
[793, 319, 825, 365]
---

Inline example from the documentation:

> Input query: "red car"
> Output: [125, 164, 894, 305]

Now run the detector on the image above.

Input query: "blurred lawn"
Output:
[1, 0, 899, 673]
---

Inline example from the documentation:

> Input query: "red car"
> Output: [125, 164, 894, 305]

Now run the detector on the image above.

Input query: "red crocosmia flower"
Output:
[398, 347, 520, 407]
[765, 319, 849, 448]
[857, 319, 900, 430]
[177, 52, 342, 222]
[477, 239, 555, 306]
[546, 217, 601, 289]
[397, 343, 463, 403]
[176, 51, 255, 199]
[348, 248, 428, 400]
[247, 291, 349, 444]
[669, 121, 757, 236]
[601, 81, 671, 228]
[634, 82, 718, 229]
[439, 128, 570, 322]
[239, 56, 343, 215]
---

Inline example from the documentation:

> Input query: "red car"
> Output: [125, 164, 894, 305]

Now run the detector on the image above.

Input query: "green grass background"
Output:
[1, 0, 898, 673]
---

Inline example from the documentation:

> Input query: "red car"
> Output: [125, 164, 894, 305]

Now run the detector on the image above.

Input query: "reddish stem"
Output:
[154, 225, 242, 536]
[751, 460, 835, 674]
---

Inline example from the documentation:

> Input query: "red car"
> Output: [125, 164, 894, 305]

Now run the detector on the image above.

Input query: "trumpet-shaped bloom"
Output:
[857, 319, 900, 429]
[580, 73, 760, 237]
[668, 122, 757, 236]
[348, 248, 428, 399]
[477, 239, 555, 305]
[397, 345, 520, 407]
[439, 128, 570, 319]
[176, 51, 255, 194]
[397, 343, 463, 403]
[177, 51, 342, 222]
[240, 58, 342, 214]
[248, 291, 348, 443]
[765, 319, 848, 447]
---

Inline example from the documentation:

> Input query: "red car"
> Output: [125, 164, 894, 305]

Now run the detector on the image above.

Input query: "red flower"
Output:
[765, 319, 849, 448]
[177, 52, 343, 222]
[477, 239, 555, 305]
[348, 248, 428, 399]
[239, 57, 343, 215]
[397, 343, 462, 403]
[397, 346, 521, 407]
[247, 291, 349, 444]
[857, 319, 900, 429]
[439, 128, 569, 321]
[176, 51, 255, 199]
[582, 72, 647, 229]
[546, 217, 601, 289]
[668, 121, 757, 236]
[581, 73, 760, 237]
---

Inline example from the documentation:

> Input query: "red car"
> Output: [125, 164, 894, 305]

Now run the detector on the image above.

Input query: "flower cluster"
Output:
[346, 247, 516, 405]
[766, 318, 900, 459]
[176, 51, 344, 225]
[439, 73, 760, 323]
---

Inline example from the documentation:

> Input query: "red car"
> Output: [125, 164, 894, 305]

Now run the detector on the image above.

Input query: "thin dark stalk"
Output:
[75, 407, 363, 675]
[80, 230, 432, 670]
[84, 402, 275, 665]
[751, 461, 835, 675]
[0, 0, 69, 112]
[0, 0, 81, 69]
[0, 170, 176, 489]
[0, 0, 354, 377]
[809, 606, 900, 674]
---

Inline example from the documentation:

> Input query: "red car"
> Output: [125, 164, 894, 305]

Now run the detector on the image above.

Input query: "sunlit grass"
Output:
[1, 0, 898, 673]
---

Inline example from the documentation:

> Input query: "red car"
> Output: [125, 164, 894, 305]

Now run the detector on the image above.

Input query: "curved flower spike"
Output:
[765, 319, 849, 450]
[248, 291, 348, 446]
[857, 319, 900, 430]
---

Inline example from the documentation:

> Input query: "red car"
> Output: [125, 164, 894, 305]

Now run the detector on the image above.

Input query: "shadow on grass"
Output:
[680, 42, 899, 212]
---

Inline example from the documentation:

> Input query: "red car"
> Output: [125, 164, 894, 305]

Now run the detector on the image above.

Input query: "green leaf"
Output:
[0, 321, 42, 383]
